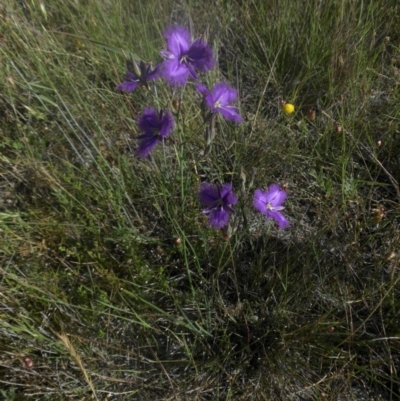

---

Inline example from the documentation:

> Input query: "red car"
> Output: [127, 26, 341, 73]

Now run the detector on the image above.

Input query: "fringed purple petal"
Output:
[208, 207, 230, 229]
[187, 38, 215, 72]
[117, 71, 140, 92]
[146, 64, 160, 81]
[135, 134, 160, 159]
[117, 80, 140, 92]
[266, 210, 290, 229]
[186, 63, 198, 81]
[164, 26, 191, 56]
[216, 106, 242, 123]
[161, 59, 191, 86]
[196, 83, 215, 110]
[272, 184, 287, 206]
[220, 183, 238, 205]
[196, 83, 209, 96]
[253, 189, 268, 214]
[204, 92, 216, 110]
[264, 184, 286, 206]
[138, 108, 160, 133]
[199, 183, 220, 207]
[123, 71, 139, 81]
[159, 111, 175, 138]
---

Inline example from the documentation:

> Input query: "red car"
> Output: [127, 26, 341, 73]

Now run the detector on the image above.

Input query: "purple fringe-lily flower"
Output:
[253, 184, 289, 229]
[117, 60, 159, 92]
[160, 26, 215, 87]
[198, 182, 237, 229]
[135, 108, 175, 158]
[196, 82, 242, 123]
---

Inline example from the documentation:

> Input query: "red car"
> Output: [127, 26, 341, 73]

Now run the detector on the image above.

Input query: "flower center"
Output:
[266, 202, 284, 212]
[180, 54, 193, 64]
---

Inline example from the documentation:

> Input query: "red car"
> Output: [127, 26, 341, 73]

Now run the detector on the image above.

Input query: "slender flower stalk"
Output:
[160, 26, 215, 86]
[196, 82, 242, 123]
[117, 60, 159, 92]
[253, 184, 289, 229]
[198, 182, 238, 229]
[135, 108, 175, 158]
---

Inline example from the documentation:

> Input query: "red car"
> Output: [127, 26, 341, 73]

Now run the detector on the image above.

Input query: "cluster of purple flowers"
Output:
[118, 26, 289, 229]
[118, 26, 241, 158]
[199, 182, 289, 230]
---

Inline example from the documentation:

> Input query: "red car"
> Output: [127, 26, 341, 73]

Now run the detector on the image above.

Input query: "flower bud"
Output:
[371, 206, 385, 225]
[23, 356, 33, 369]
[172, 98, 179, 111]
[220, 228, 230, 241]
[131, 59, 142, 77]
[156, 245, 165, 255]
[306, 109, 316, 121]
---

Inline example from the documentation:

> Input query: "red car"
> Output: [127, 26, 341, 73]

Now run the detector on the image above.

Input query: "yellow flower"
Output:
[282, 103, 295, 114]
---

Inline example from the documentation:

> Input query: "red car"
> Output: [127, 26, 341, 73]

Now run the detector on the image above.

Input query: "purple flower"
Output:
[160, 26, 215, 86]
[135, 108, 175, 158]
[198, 183, 238, 229]
[196, 82, 242, 123]
[117, 60, 159, 92]
[253, 184, 289, 229]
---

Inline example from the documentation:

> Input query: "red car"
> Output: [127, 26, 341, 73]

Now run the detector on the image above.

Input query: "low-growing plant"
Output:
[1, 0, 400, 400]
